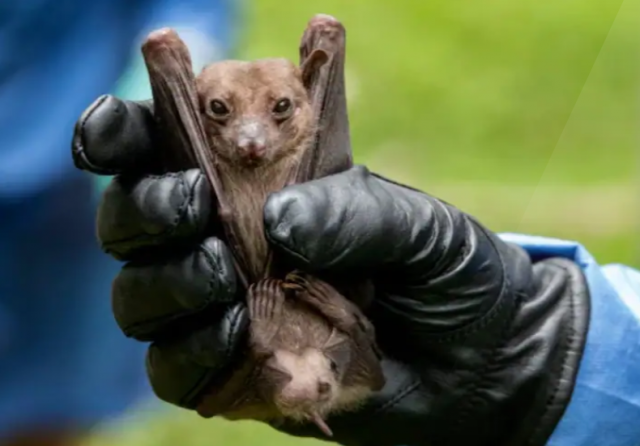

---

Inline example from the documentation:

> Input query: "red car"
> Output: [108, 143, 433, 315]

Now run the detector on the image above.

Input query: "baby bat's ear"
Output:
[263, 357, 294, 390]
[300, 49, 330, 91]
[324, 337, 352, 379]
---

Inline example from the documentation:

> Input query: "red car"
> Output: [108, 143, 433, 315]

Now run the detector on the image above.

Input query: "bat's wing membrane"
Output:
[141, 18, 353, 286]
[295, 15, 353, 184]
[141, 29, 250, 287]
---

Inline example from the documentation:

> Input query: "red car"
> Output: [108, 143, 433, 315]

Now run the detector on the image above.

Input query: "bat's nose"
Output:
[237, 119, 267, 161]
[238, 139, 266, 160]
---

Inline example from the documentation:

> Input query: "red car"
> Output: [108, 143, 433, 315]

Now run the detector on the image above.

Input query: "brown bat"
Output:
[140, 14, 384, 436]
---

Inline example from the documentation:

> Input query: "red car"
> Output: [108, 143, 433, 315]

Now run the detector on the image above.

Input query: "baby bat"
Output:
[140, 14, 385, 436]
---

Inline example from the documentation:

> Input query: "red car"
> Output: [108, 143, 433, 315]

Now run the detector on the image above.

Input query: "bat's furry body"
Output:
[140, 14, 385, 437]
[195, 58, 316, 280]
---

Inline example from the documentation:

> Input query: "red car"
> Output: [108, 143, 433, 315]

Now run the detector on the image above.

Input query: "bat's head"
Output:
[258, 338, 373, 437]
[196, 58, 322, 169]
[257, 347, 344, 436]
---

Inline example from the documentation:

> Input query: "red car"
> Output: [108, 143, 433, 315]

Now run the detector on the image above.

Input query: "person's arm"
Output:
[73, 96, 591, 446]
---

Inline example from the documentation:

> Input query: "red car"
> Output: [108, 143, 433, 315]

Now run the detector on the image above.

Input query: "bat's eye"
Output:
[329, 359, 339, 374]
[272, 98, 292, 115]
[210, 99, 230, 117]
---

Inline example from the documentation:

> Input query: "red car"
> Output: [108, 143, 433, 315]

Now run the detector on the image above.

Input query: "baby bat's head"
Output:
[258, 342, 372, 437]
[196, 58, 316, 168]
[263, 348, 340, 435]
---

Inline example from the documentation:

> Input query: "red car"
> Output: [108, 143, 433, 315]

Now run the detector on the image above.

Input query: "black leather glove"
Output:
[72, 96, 590, 446]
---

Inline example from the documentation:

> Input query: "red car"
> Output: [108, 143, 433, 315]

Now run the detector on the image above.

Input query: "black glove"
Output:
[72, 96, 590, 446]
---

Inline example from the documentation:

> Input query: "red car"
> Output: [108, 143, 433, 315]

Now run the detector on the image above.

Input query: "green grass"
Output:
[88, 0, 639, 445]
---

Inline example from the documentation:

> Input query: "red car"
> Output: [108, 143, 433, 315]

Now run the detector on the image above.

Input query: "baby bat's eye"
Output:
[272, 98, 292, 115]
[329, 359, 339, 374]
[209, 99, 230, 117]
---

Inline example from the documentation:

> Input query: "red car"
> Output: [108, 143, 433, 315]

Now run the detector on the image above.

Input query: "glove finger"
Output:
[146, 302, 248, 409]
[112, 236, 237, 341]
[72, 95, 159, 175]
[97, 168, 212, 261]
[264, 165, 439, 275]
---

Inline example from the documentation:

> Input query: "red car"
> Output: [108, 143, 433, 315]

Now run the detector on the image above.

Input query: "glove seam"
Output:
[103, 172, 199, 256]
[525, 258, 582, 446]
[370, 380, 422, 415]
[199, 241, 234, 303]
[174, 172, 195, 229]
[181, 306, 246, 409]
[403, 221, 510, 345]
[72, 95, 120, 175]
[449, 225, 520, 431]
[265, 233, 312, 265]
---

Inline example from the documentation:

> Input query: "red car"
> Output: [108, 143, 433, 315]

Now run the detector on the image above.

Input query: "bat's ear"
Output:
[263, 358, 294, 389]
[324, 337, 352, 379]
[300, 49, 330, 91]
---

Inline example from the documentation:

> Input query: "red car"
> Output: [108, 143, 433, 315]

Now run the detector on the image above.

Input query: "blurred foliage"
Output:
[87, 0, 639, 445]
[239, 0, 639, 265]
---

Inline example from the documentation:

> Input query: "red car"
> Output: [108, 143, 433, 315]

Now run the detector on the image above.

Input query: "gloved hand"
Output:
[72, 96, 589, 446]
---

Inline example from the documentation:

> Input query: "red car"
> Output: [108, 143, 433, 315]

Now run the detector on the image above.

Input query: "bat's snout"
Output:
[236, 119, 268, 162]
[238, 139, 266, 160]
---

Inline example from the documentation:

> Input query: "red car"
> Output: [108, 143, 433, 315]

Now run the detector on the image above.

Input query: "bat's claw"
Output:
[247, 278, 285, 321]
[284, 270, 312, 287]
[307, 14, 344, 33]
[301, 13, 345, 59]
[285, 271, 341, 313]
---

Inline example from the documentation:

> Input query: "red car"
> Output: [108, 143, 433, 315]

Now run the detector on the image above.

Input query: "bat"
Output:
[140, 14, 385, 436]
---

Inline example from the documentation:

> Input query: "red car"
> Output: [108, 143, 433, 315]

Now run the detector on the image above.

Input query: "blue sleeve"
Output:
[0, 1, 143, 201]
[500, 233, 640, 446]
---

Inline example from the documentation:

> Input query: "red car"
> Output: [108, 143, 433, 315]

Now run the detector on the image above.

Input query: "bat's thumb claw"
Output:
[144, 27, 182, 51]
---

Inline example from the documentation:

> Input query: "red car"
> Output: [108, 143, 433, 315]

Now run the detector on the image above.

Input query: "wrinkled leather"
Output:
[72, 96, 591, 446]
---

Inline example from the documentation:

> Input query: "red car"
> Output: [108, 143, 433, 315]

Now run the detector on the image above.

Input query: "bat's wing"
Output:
[295, 14, 353, 184]
[198, 278, 290, 420]
[265, 15, 352, 278]
[141, 28, 249, 287]
[246, 278, 286, 357]
[283, 271, 385, 391]
[196, 356, 267, 419]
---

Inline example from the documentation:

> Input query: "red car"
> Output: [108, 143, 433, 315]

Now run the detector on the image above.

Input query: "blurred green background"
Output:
[87, 0, 639, 445]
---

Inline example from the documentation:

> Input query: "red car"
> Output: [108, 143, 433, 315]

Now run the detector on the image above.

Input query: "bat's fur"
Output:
[196, 59, 316, 280]
[194, 60, 383, 431]
[140, 15, 385, 437]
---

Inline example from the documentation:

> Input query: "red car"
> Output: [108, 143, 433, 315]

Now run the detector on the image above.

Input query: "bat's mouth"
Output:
[238, 148, 268, 167]
[241, 155, 264, 167]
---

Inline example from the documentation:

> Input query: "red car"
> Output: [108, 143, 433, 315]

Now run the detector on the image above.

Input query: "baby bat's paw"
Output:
[283, 271, 333, 305]
[284, 271, 358, 333]
[285, 272, 379, 347]
[283, 270, 313, 291]
[247, 279, 286, 355]
[247, 278, 285, 322]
